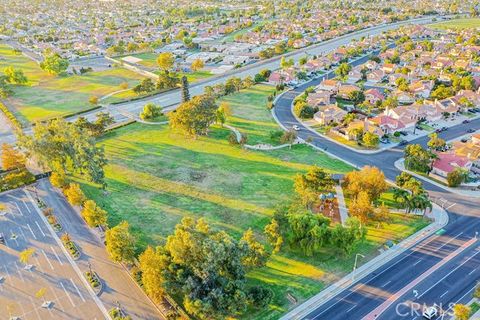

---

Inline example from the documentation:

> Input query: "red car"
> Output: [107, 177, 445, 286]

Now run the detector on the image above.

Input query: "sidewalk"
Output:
[280, 203, 448, 320]
[334, 185, 348, 225]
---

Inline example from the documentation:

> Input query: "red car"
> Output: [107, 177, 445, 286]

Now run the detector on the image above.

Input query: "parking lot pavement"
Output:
[0, 189, 107, 320]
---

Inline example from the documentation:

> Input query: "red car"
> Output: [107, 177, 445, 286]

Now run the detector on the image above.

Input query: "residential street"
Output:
[274, 72, 480, 320]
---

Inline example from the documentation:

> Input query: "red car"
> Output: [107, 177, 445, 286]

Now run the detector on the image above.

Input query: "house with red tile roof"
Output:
[432, 152, 472, 178]
[364, 88, 385, 104]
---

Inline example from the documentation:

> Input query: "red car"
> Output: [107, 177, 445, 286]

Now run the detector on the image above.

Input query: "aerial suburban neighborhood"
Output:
[1, 1, 480, 320]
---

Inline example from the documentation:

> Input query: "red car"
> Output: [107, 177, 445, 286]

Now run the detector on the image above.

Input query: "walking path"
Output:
[280, 203, 448, 320]
[334, 185, 348, 225]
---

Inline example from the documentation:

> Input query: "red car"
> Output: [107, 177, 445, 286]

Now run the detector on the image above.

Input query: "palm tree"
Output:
[393, 188, 410, 210]
[408, 193, 432, 215]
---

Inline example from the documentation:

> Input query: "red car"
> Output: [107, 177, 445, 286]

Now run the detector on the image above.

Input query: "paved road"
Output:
[34, 179, 167, 320]
[0, 188, 106, 320]
[274, 67, 480, 319]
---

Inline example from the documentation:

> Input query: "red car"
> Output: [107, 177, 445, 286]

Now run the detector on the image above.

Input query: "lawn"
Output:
[0, 44, 144, 123]
[430, 18, 480, 30]
[220, 84, 281, 145]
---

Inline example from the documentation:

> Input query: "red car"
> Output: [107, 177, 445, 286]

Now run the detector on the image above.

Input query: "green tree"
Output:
[190, 59, 204, 72]
[335, 62, 352, 79]
[362, 132, 379, 148]
[281, 129, 297, 148]
[4, 66, 27, 84]
[64, 183, 85, 206]
[264, 219, 283, 253]
[348, 191, 373, 224]
[447, 168, 468, 187]
[294, 166, 335, 208]
[404, 144, 435, 173]
[453, 304, 470, 320]
[40, 51, 69, 75]
[156, 52, 175, 72]
[344, 166, 388, 201]
[139, 246, 167, 303]
[181, 75, 190, 102]
[427, 133, 446, 151]
[240, 229, 269, 268]
[140, 103, 162, 121]
[81, 200, 107, 228]
[169, 95, 217, 137]
[105, 221, 136, 263]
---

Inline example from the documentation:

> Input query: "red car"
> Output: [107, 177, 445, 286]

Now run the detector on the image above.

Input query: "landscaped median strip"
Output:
[24, 189, 112, 320]
[280, 203, 448, 320]
[362, 236, 479, 320]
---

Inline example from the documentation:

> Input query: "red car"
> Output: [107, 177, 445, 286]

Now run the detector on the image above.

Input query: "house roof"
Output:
[432, 152, 471, 174]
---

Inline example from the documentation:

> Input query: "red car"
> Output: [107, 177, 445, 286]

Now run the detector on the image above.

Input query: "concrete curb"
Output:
[394, 159, 480, 198]
[280, 204, 448, 320]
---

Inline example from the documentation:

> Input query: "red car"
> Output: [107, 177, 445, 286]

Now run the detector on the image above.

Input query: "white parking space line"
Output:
[70, 278, 86, 303]
[22, 200, 32, 213]
[51, 286, 65, 311]
[18, 227, 27, 240]
[381, 280, 391, 288]
[346, 304, 357, 313]
[29, 296, 42, 320]
[14, 202, 23, 216]
[50, 246, 63, 266]
[34, 257, 44, 273]
[34, 221, 46, 237]
[60, 281, 75, 307]
[14, 262, 24, 282]
[27, 223, 37, 239]
[469, 268, 477, 275]
[440, 290, 449, 298]
[413, 259, 421, 266]
[3, 265, 10, 279]
[41, 249, 54, 270]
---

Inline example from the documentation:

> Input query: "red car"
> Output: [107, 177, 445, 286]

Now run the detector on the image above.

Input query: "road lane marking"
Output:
[27, 223, 37, 239]
[468, 268, 477, 275]
[311, 232, 466, 319]
[346, 304, 357, 313]
[51, 287, 65, 311]
[440, 290, 448, 298]
[418, 247, 480, 299]
[29, 296, 42, 320]
[18, 227, 27, 240]
[446, 203, 456, 210]
[35, 221, 46, 237]
[70, 278, 86, 302]
[60, 282, 75, 307]
[22, 200, 32, 213]
[50, 246, 63, 265]
[3, 265, 10, 279]
[34, 257, 44, 273]
[413, 260, 421, 266]
[14, 202, 23, 216]
[14, 262, 24, 282]
[381, 280, 391, 288]
[41, 249, 54, 270]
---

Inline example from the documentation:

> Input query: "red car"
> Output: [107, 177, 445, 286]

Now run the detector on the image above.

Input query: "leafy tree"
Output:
[181, 76, 190, 102]
[1, 143, 25, 170]
[40, 51, 69, 75]
[447, 168, 468, 187]
[139, 246, 167, 303]
[169, 95, 217, 137]
[140, 103, 162, 120]
[20, 119, 107, 186]
[294, 166, 334, 208]
[281, 130, 297, 148]
[215, 105, 226, 125]
[453, 304, 470, 320]
[404, 144, 435, 174]
[0, 76, 13, 97]
[344, 166, 388, 201]
[190, 59, 204, 71]
[240, 229, 269, 268]
[362, 132, 379, 147]
[64, 183, 85, 206]
[133, 78, 156, 94]
[248, 286, 273, 309]
[348, 90, 365, 105]
[348, 191, 373, 224]
[19, 248, 35, 265]
[293, 100, 316, 119]
[81, 200, 107, 228]
[156, 52, 175, 72]
[105, 221, 136, 263]
[264, 219, 283, 253]
[427, 133, 446, 151]
[49, 171, 67, 188]
[4, 66, 27, 84]
[335, 62, 352, 79]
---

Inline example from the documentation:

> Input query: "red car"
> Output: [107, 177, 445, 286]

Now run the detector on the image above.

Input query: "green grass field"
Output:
[430, 18, 480, 30]
[0, 44, 144, 123]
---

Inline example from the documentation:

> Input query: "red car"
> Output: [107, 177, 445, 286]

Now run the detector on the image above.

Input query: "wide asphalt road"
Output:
[274, 64, 480, 319]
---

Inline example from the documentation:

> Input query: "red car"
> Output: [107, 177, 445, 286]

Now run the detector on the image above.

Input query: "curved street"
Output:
[273, 66, 480, 319]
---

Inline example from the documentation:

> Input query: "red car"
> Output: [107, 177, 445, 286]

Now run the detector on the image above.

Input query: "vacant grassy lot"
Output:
[0, 44, 144, 123]
[430, 18, 480, 30]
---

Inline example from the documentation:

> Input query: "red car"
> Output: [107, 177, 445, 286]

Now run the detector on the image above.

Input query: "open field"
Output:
[74, 85, 428, 318]
[429, 18, 480, 30]
[0, 44, 144, 123]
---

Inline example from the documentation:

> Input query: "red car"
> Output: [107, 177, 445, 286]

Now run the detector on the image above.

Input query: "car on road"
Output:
[399, 131, 408, 136]
[468, 128, 476, 133]
[292, 125, 300, 131]
[461, 138, 469, 143]
[0, 233, 4, 245]
[422, 305, 438, 319]
[398, 140, 408, 146]
[463, 119, 470, 124]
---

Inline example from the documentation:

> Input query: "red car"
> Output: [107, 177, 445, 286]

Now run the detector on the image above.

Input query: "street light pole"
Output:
[352, 253, 365, 282]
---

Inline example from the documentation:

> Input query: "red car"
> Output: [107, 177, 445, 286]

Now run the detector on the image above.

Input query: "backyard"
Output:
[0, 44, 144, 123]
[73, 85, 430, 319]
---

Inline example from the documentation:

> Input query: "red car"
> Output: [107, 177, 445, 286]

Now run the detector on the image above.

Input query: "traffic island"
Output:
[85, 270, 103, 296]
[61, 233, 81, 260]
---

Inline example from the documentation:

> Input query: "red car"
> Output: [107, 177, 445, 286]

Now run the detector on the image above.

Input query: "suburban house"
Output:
[343, 118, 384, 140]
[434, 98, 460, 115]
[317, 79, 340, 92]
[409, 80, 434, 99]
[313, 104, 348, 125]
[337, 84, 361, 100]
[369, 115, 406, 134]
[346, 67, 363, 83]
[268, 70, 295, 85]
[393, 90, 415, 105]
[366, 69, 386, 83]
[364, 88, 385, 104]
[307, 90, 333, 106]
[431, 152, 472, 178]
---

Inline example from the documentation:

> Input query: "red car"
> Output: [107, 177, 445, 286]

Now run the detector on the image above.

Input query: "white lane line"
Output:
[446, 203, 456, 210]
[60, 282, 75, 307]
[18, 227, 27, 240]
[310, 231, 466, 319]
[440, 290, 449, 298]
[14, 262, 24, 282]
[413, 260, 421, 266]
[70, 278, 86, 303]
[26, 223, 37, 239]
[34, 257, 44, 273]
[418, 248, 480, 299]
[468, 268, 477, 275]
[50, 246, 63, 266]
[346, 304, 357, 313]
[14, 202, 23, 216]
[381, 280, 391, 288]
[51, 287, 65, 312]
[41, 249, 54, 270]
[22, 200, 32, 213]
[29, 296, 42, 320]
[3, 265, 10, 279]
[34, 221, 46, 237]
